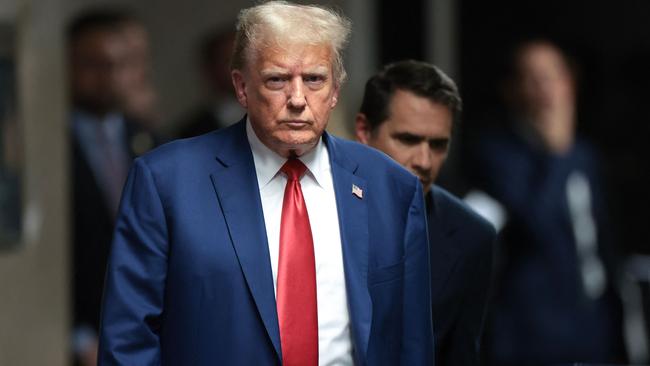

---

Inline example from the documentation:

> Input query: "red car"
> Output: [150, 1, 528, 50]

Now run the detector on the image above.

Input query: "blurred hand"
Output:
[514, 41, 577, 155]
[532, 107, 575, 155]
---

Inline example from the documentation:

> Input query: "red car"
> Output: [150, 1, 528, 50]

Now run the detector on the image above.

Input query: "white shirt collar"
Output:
[245, 117, 330, 190]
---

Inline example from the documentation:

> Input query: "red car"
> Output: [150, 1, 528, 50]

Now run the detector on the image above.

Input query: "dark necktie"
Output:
[277, 158, 318, 366]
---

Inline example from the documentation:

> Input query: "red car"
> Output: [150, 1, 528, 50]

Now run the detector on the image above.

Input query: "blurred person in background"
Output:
[67, 9, 159, 366]
[467, 39, 627, 365]
[174, 27, 244, 139]
[355, 60, 495, 366]
[115, 17, 161, 130]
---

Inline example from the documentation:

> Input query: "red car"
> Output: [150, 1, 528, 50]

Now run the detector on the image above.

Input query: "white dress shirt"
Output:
[246, 120, 353, 365]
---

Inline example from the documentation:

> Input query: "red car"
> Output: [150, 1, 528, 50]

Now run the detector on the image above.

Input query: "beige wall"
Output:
[0, 0, 68, 365]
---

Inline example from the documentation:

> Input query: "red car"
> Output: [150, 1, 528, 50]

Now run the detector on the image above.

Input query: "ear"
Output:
[330, 84, 340, 109]
[231, 70, 248, 108]
[354, 113, 372, 144]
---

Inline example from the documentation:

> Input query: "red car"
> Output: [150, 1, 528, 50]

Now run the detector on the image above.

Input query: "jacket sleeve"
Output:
[446, 226, 495, 366]
[400, 181, 435, 365]
[98, 158, 169, 365]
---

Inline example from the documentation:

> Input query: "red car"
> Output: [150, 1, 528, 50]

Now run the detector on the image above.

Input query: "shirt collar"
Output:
[245, 117, 330, 189]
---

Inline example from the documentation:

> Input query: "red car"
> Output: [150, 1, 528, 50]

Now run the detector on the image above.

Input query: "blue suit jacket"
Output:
[427, 187, 495, 366]
[98, 120, 433, 365]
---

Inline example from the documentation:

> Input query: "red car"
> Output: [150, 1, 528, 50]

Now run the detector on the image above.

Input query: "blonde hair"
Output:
[231, 1, 352, 86]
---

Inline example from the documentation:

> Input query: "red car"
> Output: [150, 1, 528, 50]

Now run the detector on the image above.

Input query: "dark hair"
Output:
[359, 60, 462, 131]
[67, 8, 139, 44]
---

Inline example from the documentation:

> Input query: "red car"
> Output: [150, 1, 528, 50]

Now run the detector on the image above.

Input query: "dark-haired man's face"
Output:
[356, 89, 451, 193]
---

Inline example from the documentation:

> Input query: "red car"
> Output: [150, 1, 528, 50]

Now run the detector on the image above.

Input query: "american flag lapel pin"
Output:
[352, 184, 363, 199]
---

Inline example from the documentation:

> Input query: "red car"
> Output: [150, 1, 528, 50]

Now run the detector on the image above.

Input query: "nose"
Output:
[287, 77, 306, 110]
[411, 143, 433, 171]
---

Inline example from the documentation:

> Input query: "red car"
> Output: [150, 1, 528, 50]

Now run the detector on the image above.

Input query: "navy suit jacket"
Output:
[98, 120, 433, 365]
[427, 186, 495, 366]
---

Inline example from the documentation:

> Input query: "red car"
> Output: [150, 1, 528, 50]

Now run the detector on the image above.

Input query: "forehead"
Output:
[73, 30, 126, 53]
[383, 89, 452, 135]
[251, 42, 333, 72]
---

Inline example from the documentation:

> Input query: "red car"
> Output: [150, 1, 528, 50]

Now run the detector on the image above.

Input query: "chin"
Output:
[277, 130, 319, 147]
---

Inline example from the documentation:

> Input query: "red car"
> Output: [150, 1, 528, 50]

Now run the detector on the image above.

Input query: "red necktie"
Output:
[277, 158, 318, 366]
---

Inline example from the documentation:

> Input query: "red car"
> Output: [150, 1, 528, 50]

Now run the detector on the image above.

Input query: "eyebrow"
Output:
[428, 136, 450, 143]
[392, 132, 426, 141]
[303, 66, 329, 75]
[259, 66, 330, 76]
[392, 132, 450, 144]
[260, 68, 290, 77]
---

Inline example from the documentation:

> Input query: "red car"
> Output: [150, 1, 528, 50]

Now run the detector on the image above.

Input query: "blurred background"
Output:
[0, 0, 648, 364]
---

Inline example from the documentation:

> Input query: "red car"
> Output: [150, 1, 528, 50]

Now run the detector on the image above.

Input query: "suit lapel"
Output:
[325, 134, 372, 365]
[209, 121, 282, 360]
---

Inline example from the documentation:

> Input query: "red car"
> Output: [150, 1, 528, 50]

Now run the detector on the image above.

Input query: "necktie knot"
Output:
[281, 158, 307, 181]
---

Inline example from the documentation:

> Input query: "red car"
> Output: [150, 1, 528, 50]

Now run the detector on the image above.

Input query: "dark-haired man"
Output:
[356, 60, 495, 366]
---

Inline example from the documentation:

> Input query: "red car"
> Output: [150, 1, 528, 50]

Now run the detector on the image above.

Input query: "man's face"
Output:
[232, 43, 339, 157]
[357, 89, 452, 193]
[70, 30, 131, 116]
[119, 23, 151, 89]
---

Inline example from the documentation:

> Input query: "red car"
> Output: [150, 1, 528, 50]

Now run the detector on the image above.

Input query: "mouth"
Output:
[281, 120, 312, 129]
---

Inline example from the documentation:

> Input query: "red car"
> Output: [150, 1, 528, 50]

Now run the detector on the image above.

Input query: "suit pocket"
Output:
[368, 258, 405, 286]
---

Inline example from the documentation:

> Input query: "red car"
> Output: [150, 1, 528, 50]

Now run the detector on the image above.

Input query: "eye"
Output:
[304, 75, 323, 83]
[265, 76, 286, 90]
[304, 74, 326, 88]
[394, 133, 422, 146]
[429, 139, 449, 152]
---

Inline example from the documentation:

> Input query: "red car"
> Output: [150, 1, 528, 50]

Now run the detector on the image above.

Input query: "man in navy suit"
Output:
[355, 60, 495, 366]
[98, 2, 432, 365]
